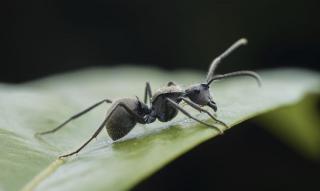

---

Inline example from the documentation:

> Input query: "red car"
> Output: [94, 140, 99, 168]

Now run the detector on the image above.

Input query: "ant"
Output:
[37, 38, 261, 158]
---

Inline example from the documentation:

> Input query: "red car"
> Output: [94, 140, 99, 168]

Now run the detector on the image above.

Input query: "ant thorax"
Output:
[151, 82, 184, 102]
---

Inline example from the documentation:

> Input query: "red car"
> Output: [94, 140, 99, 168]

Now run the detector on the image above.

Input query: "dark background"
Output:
[2, 0, 320, 83]
[2, 0, 320, 190]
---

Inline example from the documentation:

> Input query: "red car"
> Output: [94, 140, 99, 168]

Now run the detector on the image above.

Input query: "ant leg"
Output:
[179, 97, 229, 129]
[37, 99, 112, 135]
[144, 82, 153, 104]
[206, 38, 248, 82]
[59, 116, 109, 158]
[166, 98, 224, 134]
[60, 101, 146, 158]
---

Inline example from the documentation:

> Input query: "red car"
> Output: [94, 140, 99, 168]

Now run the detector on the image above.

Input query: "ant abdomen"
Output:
[106, 98, 138, 140]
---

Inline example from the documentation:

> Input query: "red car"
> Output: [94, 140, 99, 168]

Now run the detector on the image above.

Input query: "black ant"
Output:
[37, 38, 261, 158]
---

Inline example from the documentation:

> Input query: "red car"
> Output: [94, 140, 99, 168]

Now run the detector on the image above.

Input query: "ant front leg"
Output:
[179, 97, 228, 129]
[36, 99, 112, 135]
[166, 98, 224, 134]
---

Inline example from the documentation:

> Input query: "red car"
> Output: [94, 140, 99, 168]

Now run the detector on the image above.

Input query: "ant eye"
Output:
[194, 89, 200, 94]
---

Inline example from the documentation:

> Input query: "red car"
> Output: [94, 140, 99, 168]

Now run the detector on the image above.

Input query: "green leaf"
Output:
[256, 94, 320, 160]
[0, 67, 319, 191]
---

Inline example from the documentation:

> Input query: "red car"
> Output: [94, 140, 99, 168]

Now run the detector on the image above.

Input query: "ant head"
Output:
[184, 83, 217, 112]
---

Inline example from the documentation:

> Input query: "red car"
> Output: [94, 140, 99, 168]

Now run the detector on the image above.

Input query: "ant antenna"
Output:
[206, 38, 248, 82]
[207, 70, 262, 86]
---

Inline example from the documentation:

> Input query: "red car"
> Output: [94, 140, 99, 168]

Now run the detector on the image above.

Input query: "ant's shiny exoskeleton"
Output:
[37, 38, 261, 158]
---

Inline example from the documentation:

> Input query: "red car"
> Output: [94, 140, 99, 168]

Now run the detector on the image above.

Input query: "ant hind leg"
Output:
[36, 99, 112, 135]
[59, 101, 147, 158]
[59, 116, 109, 158]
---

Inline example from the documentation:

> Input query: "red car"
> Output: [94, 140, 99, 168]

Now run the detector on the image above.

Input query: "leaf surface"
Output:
[0, 67, 319, 191]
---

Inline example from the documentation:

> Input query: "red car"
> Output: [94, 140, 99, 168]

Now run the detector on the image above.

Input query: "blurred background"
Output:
[2, 0, 320, 190]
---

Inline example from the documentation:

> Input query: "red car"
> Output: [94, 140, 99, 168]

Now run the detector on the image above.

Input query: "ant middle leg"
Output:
[166, 98, 223, 134]
[179, 97, 229, 129]
[37, 99, 112, 135]
[144, 82, 153, 104]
